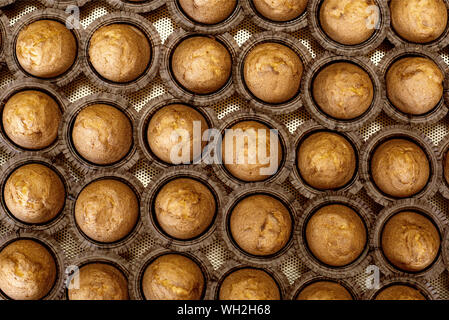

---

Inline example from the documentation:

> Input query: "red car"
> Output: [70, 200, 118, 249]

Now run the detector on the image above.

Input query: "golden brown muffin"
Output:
[297, 132, 356, 190]
[4, 164, 65, 224]
[253, 0, 308, 22]
[75, 179, 139, 243]
[154, 178, 216, 240]
[0, 240, 56, 300]
[306, 204, 366, 267]
[89, 24, 151, 83]
[16, 20, 77, 78]
[230, 194, 292, 256]
[386, 57, 443, 115]
[68, 263, 129, 300]
[244, 42, 303, 104]
[222, 121, 283, 182]
[371, 139, 430, 198]
[381, 211, 440, 272]
[147, 104, 209, 164]
[71, 104, 132, 165]
[313, 62, 374, 119]
[219, 268, 280, 300]
[296, 281, 353, 300]
[390, 0, 447, 44]
[320, 0, 378, 45]
[2, 90, 62, 150]
[375, 285, 426, 300]
[179, 0, 237, 24]
[142, 254, 204, 300]
[171, 37, 231, 94]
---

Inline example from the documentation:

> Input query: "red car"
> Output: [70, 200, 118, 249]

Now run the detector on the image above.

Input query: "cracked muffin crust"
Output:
[178, 0, 237, 24]
[252, 0, 308, 22]
[375, 284, 427, 300]
[296, 281, 353, 300]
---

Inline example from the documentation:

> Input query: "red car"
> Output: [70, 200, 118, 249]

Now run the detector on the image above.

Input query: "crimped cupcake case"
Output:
[363, 276, 440, 300]
[36, 0, 92, 9]
[437, 132, 449, 200]
[0, 0, 14, 8]
[105, 0, 165, 13]
[0, 11, 10, 63]
[442, 228, 449, 272]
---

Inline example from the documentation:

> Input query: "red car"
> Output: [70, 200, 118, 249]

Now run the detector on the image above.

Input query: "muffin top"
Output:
[386, 57, 444, 115]
[171, 36, 231, 94]
[320, 0, 377, 45]
[2, 90, 62, 150]
[375, 284, 426, 300]
[75, 179, 139, 243]
[16, 20, 77, 78]
[313, 62, 374, 120]
[89, 24, 151, 83]
[297, 132, 356, 190]
[371, 139, 430, 198]
[230, 194, 292, 256]
[222, 121, 283, 182]
[178, 0, 237, 24]
[68, 263, 128, 300]
[219, 268, 280, 300]
[390, 0, 448, 44]
[72, 104, 133, 165]
[296, 281, 353, 300]
[252, 0, 308, 22]
[154, 178, 216, 240]
[0, 239, 56, 300]
[244, 42, 303, 104]
[4, 163, 65, 224]
[381, 211, 440, 272]
[142, 254, 204, 300]
[147, 104, 209, 164]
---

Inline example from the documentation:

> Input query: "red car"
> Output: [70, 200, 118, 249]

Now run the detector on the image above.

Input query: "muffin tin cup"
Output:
[295, 192, 374, 279]
[0, 11, 10, 63]
[442, 227, 449, 272]
[0, 79, 69, 157]
[137, 93, 219, 170]
[218, 183, 301, 268]
[371, 199, 448, 280]
[105, 0, 165, 13]
[0, 153, 73, 235]
[437, 133, 449, 200]
[59, 92, 140, 175]
[167, 0, 245, 34]
[82, 11, 162, 94]
[378, 45, 449, 126]
[67, 170, 145, 254]
[211, 109, 294, 190]
[141, 165, 227, 252]
[129, 246, 215, 300]
[160, 28, 238, 106]
[360, 125, 441, 206]
[36, 0, 92, 9]
[0, 0, 15, 8]
[307, 0, 390, 56]
[302, 53, 384, 131]
[288, 120, 364, 199]
[233, 31, 312, 115]
[5, 8, 84, 87]
[0, 230, 67, 300]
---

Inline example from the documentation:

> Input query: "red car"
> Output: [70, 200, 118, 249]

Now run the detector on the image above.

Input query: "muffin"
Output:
[230, 194, 292, 256]
[171, 36, 231, 94]
[296, 281, 353, 300]
[219, 268, 280, 300]
[319, 0, 378, 45]
[16, 20, 77, 78]
[390, 0, 448, 44]
[313, 62, 374, 119]
[371, 139, 430, 198]
[4, 164, 65, 224]
[147, 104, 209, 164]
[444, 150, 449, 185]
[306, 204, 366, 267]
[71, 104, 133, 165]
[244, 42, 303, 104]
[75, 179, 139, 243]
[386, 57, 444, 115]
[89, 24, 151, 83]
[142, 254, 204, 300]
[0, 239, 57, 300]
[178, 0, 237, 24]
[381, 211, 440, 272]
[297, 132, 357, 190]
[68, 263, 128, 300]
[2, 90, 62, 150]
[252, 0, 308, 22]
[154, 178, 216, 240]
[222, 121, 283, 182]
[375, 285, 426, 300]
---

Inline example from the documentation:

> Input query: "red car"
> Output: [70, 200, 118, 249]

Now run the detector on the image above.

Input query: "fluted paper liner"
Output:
[437, 133, 449, 200]
[0, 0, 14, 8]
[442, 227, 449, 272]
[36, 0, 92, 9]
[105, 0, 165, 13]
[0, 11, 10, 63]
